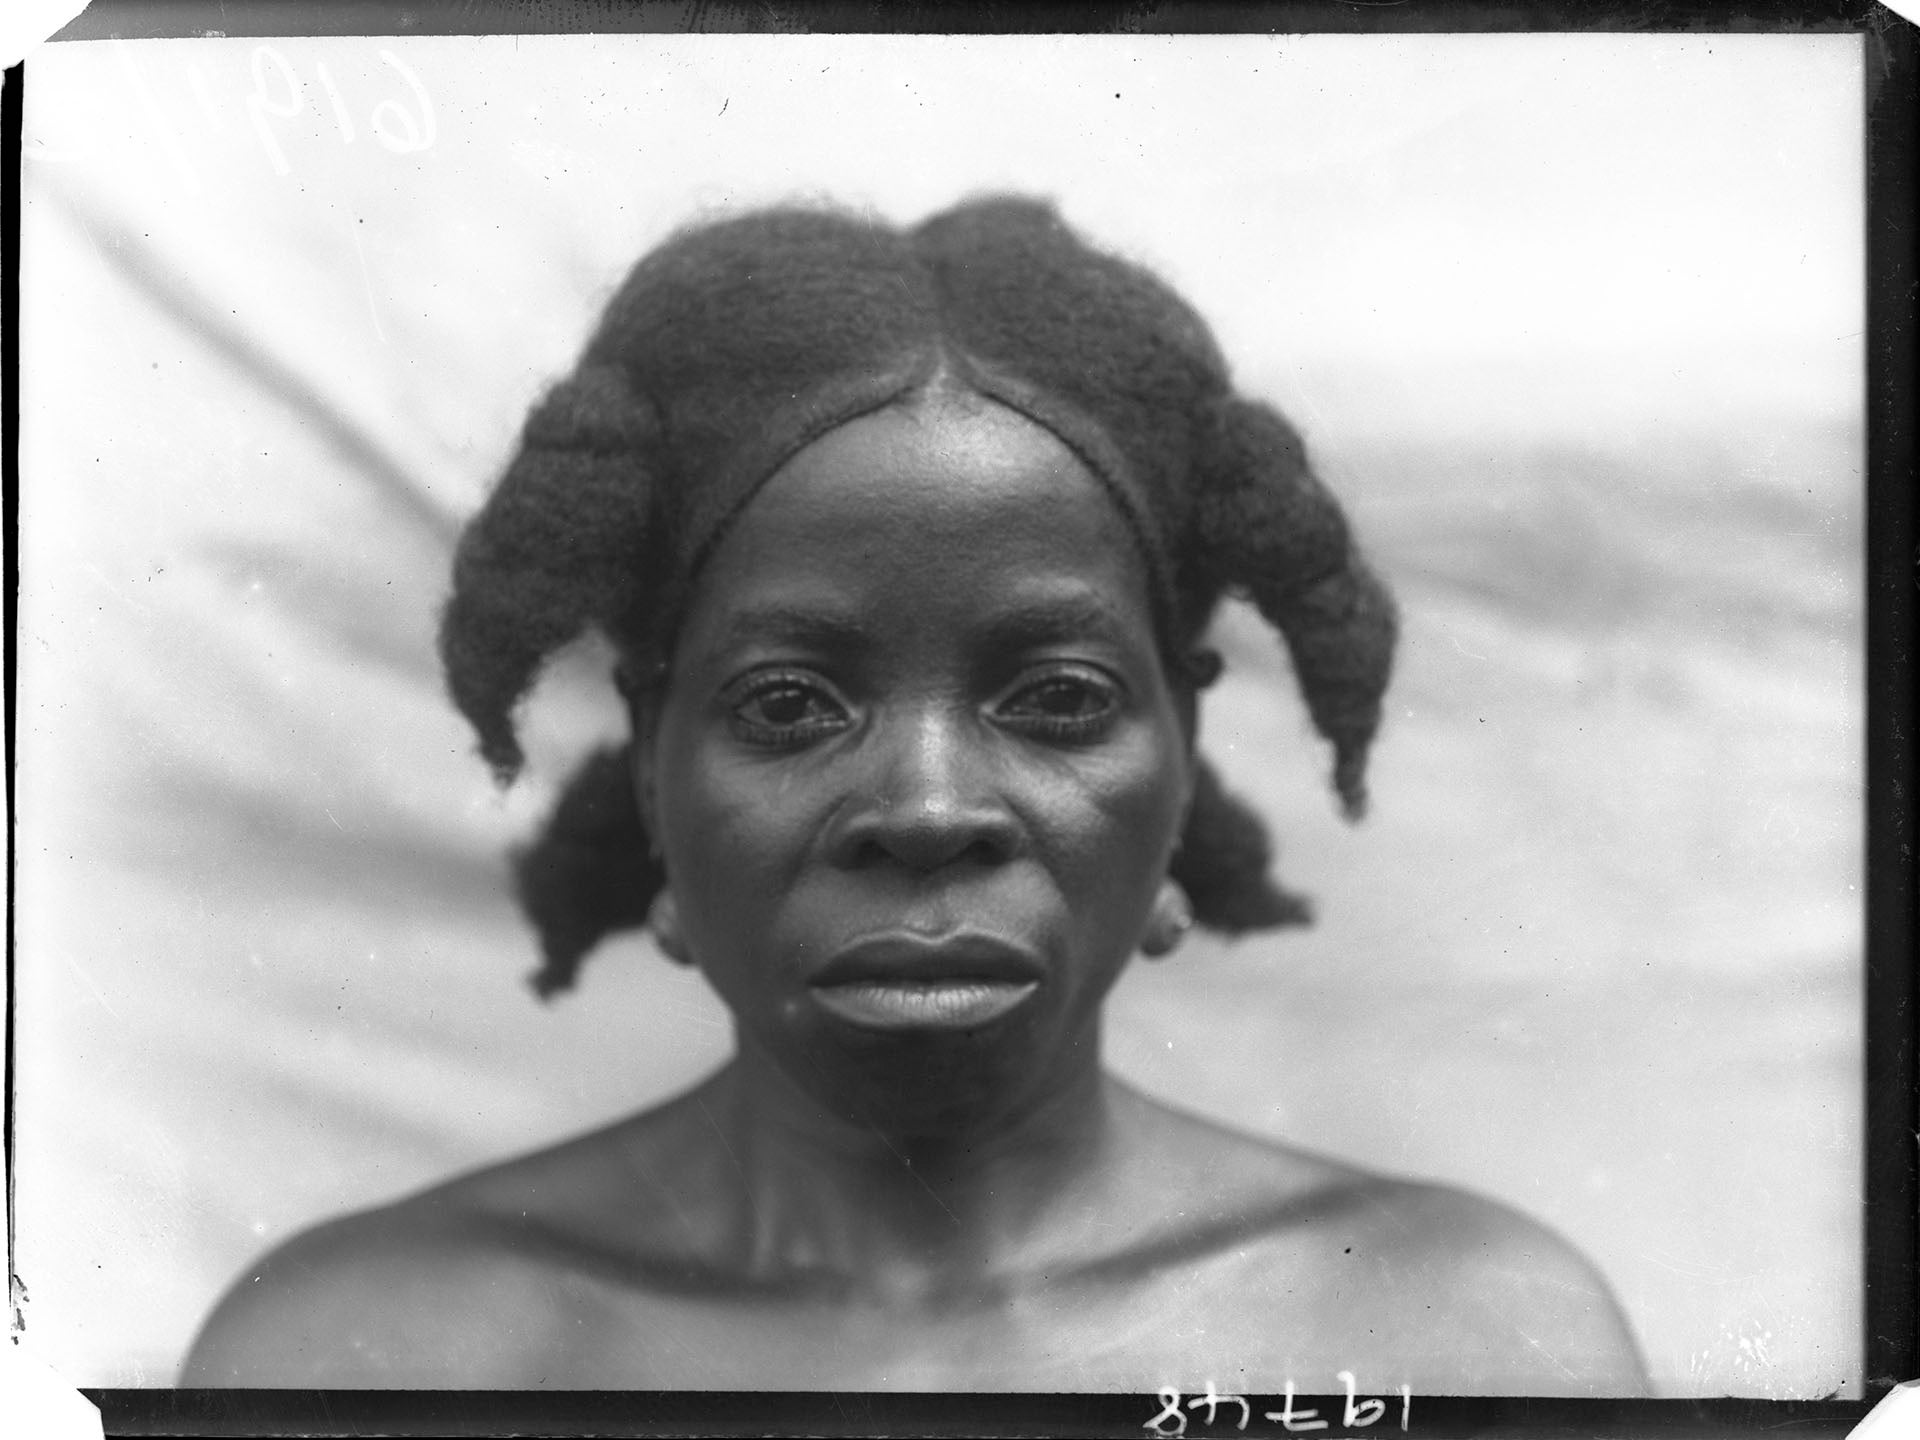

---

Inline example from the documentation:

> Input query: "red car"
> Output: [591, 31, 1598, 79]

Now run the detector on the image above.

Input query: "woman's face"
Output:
[639, 395, 1193, 1136]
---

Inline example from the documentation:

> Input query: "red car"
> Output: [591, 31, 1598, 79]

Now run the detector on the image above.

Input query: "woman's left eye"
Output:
[996, 669, 1123, 741]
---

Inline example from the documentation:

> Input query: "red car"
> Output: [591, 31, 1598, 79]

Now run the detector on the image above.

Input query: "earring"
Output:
[647, 887, 692, 966]
[1140, 878, 1194, 960]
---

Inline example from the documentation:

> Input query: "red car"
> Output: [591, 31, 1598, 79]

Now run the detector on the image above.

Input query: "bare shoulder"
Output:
[178, 1195, 575, 1387]
[1115, 1093, 1645, 1395]
[180, 1103, 725, 1387]
[1273, 1173, 1649, 1395]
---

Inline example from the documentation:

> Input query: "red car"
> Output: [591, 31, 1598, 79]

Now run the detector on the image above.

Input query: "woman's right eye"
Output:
[724, 675, 851, 748]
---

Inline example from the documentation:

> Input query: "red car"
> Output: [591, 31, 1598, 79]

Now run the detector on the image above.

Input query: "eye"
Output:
[724, 672, 851, 748]
[996, 667, 1123, 743]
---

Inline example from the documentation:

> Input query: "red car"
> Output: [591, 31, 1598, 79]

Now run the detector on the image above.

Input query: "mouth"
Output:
[808, 934, 1043, 1032]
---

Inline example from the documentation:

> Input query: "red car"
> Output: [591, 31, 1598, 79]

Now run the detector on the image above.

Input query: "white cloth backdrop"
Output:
[14, 32, 1863, 1395]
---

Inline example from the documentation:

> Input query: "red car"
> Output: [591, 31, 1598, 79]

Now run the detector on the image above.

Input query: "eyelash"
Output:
[993, 666, 1123, 743]
[723, 672, 852, 748]
[721, 665, 1125, 750]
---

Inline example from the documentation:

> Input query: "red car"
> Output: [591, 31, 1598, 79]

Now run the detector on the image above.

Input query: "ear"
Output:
[616, 659, 663, 848]
[1174, 702, 1198, 815]
[1169, 645, 1218, 839]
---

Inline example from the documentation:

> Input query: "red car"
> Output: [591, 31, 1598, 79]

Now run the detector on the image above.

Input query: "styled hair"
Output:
[440, 196, 1397, 997]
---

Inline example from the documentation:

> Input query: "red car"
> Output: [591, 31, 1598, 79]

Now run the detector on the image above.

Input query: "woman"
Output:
[182, 197, 1644, 1393]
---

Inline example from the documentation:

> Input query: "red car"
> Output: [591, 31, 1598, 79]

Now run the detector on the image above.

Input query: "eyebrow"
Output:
[710, 589, 1140, 655]
[713, 604, 872, 655]
[979, 592, 1137, 648]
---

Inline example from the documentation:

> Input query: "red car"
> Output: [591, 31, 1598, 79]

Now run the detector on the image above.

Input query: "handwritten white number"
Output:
[1262, 1383, 1327, 1433]
[1159, 1377, 1409, 1434]
[1336, 1371, 1386, 1429]
[1144, 1387, 1187, 1436]
[370, 51, 435, 154]
[246, 45, 303, 176]
[314, 61, 356, 143]
[1186, 1382, 1250, 1430]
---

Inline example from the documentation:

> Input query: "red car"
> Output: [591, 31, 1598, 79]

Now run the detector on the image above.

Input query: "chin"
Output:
[780, 1008, 1096, 1145]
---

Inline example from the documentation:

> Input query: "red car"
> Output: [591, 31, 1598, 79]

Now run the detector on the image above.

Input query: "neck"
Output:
[693, 1035, 1122, 1300]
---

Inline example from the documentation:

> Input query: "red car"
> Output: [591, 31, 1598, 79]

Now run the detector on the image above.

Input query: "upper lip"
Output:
[809, 933, 1045, 987]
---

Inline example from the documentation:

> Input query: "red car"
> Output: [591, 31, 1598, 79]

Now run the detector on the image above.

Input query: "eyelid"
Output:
[996, 658, 1127, 700]
[719, 664, 842, 702]
[721, 666, 854, 745]
[992, 661, 1128, 736]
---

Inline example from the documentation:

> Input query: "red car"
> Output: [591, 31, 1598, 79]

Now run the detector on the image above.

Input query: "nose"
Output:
[825, 704, 1021, 873]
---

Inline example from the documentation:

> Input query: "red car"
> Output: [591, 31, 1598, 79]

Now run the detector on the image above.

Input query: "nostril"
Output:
[829, 792, 1019, 873]
[841, 830, 895, 871]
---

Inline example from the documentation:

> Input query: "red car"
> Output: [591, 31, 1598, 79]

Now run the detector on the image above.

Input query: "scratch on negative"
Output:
[1449, 632, 1488, 661]
[86, 564, 151, 616]
[1513, 1328, 1581, 1383]
[866, 1124, 961, 1227]
[1641, 1249, 1746, 1284]
[349, 227, 388, 345]
[61, 955, 122, 1018]
[694, 1097, 747, 1183]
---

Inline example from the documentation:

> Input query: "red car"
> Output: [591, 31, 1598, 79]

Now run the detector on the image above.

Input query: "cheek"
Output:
[650, 735, 806, 952]
[1042, 729, 1190, 913]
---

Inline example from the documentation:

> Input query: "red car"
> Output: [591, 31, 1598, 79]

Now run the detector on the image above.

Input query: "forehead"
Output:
[680, 399, 1157, 643]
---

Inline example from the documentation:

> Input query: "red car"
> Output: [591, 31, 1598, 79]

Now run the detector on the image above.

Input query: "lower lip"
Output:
[809, 979, 1040, 1032]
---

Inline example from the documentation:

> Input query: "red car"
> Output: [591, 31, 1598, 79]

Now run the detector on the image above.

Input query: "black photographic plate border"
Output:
[7, 1, 1914, 1436]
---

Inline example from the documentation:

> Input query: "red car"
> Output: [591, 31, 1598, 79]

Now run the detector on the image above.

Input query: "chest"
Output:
[525, 1240, 1426, 1391]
